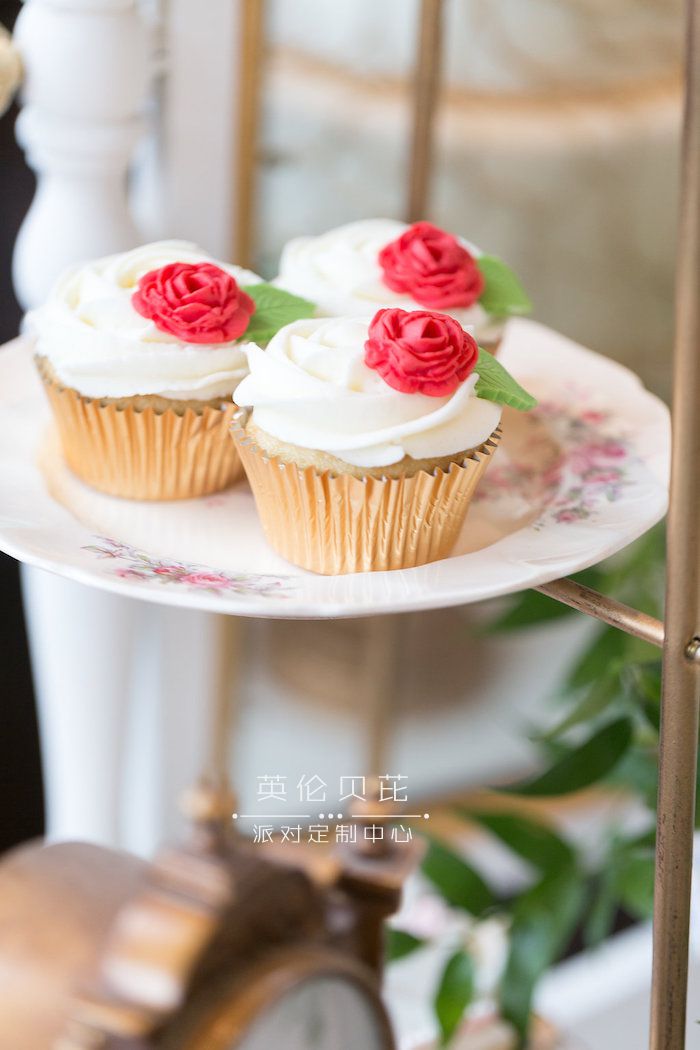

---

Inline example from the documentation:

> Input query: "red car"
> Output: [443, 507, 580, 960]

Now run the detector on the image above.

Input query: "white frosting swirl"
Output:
[234, 316, 501, 469]
[26, 241, 263, 401]
[275, 218, 502, 341]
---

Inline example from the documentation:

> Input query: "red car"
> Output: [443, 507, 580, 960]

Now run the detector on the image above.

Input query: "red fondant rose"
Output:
[378, 221, 485, 309]
[364, 308, 478, 397]
[132, 262, 255, 344]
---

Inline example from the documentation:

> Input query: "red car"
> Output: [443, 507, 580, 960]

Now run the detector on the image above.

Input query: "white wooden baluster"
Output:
[20, 571, 136, 847]
[12, 0, 153, 849]
[12, 0, 150, 306]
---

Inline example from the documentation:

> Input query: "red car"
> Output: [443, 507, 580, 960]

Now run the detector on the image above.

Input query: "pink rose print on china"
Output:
[132, 261, 256, 343]
[179, 571, 237, 589]
[378, 221, 485, 310]
[364, 307, 478, 397]
[83, 538, 291, 599]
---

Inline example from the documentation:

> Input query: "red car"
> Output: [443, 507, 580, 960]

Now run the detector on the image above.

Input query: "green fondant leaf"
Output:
[475, 348, 537, 412]
[477, 255, 532, 317]
[241, 283, 315, 344]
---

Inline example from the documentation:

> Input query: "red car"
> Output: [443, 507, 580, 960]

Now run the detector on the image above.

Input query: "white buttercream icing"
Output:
[26, 241, 263, 401]
[275, 218, 503, 341]
[234, 316, 501, 469]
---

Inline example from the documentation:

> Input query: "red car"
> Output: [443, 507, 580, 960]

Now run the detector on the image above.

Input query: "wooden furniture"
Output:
[0, 786, 418, 1050]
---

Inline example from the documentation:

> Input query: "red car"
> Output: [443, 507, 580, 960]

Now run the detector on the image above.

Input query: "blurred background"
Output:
[0, 1, 687, 1046]
[257, 0, 680, 397]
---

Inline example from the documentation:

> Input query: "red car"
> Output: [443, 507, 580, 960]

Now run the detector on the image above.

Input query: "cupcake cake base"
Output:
[38, 360, 243, 501]
[232, 418, 501, 575]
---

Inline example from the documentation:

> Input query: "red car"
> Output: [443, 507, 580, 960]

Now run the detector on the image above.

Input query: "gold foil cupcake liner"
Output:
[232, 419, 501, 575]
[41, 371, 243, 501]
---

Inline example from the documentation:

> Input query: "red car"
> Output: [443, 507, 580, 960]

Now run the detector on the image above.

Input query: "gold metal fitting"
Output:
[684, 637, 700, 664]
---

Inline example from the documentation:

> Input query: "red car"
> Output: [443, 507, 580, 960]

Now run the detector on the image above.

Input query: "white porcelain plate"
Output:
[0, 320, 669, 619]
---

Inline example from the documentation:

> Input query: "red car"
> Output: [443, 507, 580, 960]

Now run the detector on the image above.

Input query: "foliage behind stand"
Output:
[389, 525, 668, 1047]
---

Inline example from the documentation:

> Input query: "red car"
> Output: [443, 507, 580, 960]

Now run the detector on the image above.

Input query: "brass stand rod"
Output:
[407, 0, 444, 221]
[650, 0, 700, 1045]
[182, 616, 243, 828]
[363, 616, 402, 777]
[208, 615, 242, 794]
[234, 0, 265, 268]
[535, 578, 665, 649]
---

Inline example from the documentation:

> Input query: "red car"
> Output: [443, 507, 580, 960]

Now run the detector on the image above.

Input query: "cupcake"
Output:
[275, 218, 531, 354]
[27, 241, 313, 500]
[232, 309, 536, 575]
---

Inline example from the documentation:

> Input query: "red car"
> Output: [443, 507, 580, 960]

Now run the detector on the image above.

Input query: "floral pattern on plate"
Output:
[477, 401, 632, 529]
[540, 406, 630, 526]
[83, 537, 292, 598]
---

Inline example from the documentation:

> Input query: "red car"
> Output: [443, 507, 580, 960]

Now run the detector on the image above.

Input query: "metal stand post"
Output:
[233, 0, 266, 269]
[649, 2, 700, 1045]
[407, 0, 443, 221]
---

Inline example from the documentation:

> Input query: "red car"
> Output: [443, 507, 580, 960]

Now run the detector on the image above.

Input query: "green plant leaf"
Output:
[617, 850, 655, 919]
[241, 283, 315, 344]
[501, 718, 633, 797]
[477, 256, 532, 317]
[541, 674, 622, 742]
[435, 950, 475, 1046]
[501, 920, 552, 1047]
[583, 835, 655, 947]
[474, 349, 537, 412]
[640, 698, 661, 733]
[422, 840, 495, 916]
[605, 525, 666, 612]
[624, 662, 662, 705]
[460, 810, 575, 873]
[625, 828, 656, 850]
[385, 928, 425, 962]
[500, 868, 585, 1046]
[566, 625, 629, 691]
[622, 661, 662, 731]
[583, 867, 619, 949]
[609, 747, 659, 810]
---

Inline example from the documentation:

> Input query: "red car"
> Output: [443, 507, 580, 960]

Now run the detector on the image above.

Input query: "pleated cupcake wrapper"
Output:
[232, 420, 502, 575]
[41, 372, 243, 501]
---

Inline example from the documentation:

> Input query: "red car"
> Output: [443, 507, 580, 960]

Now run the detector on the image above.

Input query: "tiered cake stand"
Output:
[2, 0, 697, 1046]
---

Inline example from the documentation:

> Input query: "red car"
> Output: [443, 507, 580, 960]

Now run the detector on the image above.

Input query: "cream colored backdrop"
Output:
[256, 0, 682, 396]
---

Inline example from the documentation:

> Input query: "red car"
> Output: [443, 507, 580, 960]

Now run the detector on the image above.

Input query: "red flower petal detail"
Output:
[132, 261, 256, 344]
[364, 307, 478, 397]
[378, 222, 485, 310]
